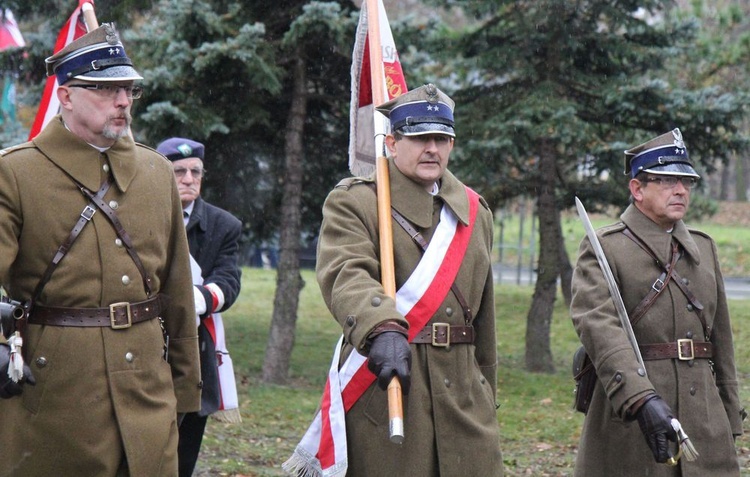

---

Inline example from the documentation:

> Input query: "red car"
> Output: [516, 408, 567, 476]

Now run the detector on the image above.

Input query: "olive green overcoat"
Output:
[316, 161, 503, 476]
[0, 117, 201, 476]
[571, 204, 742, 476]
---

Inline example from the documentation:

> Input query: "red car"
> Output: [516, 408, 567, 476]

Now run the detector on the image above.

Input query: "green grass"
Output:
[498, 209, 750, 277]
[195, 268, 750, 476]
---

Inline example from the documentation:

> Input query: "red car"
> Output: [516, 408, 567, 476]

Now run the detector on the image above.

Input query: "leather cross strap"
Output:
[410, 323, 474, 346]
[622, 228, 710, 339]
[640, 340, 712, 361]
[30, 176, 113, 306]
[390, 207, 473, 324]
[78, 184, 154, 296]
[29, 295, 165, 329]
[629, 240, 679, 326]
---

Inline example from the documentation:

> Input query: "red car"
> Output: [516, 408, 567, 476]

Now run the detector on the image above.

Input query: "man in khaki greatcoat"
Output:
[0, 24, 200, 475]
[293, 84, 503, 476]
[571, 128, 743, 476]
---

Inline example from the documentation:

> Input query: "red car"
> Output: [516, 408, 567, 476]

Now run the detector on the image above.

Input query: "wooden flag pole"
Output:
[365, 0, 403, 445]
[81, 2, 98, 32]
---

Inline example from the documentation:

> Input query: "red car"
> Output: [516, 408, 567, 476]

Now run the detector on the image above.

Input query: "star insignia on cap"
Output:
[108, 47, 121, 56]
[427, 105, 440, 112]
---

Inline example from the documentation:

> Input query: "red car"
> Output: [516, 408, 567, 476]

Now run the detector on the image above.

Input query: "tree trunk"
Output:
[558, 231, 573, 307]
[524, 139, 562, 373]
[262, 53, 306, 384]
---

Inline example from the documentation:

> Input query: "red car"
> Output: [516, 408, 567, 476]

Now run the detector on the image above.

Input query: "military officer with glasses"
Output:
[0, 24, 200, 476]
[571, 128, 743, 475]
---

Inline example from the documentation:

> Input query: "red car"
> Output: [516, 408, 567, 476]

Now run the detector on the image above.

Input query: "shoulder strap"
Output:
[77, 182, 154, 296]
[364, 182, 473, 324]
[31, 177, 113, 306]
[622, 228, 709, 338]
[390, 207, 472, 324]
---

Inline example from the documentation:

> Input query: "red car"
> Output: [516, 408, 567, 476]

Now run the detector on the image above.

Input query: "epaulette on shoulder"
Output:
[335, 176, 375, 191]
[135, 142, 159, 154]
[0, 143, 35, 157]
[478, 195, 491, 211]
[686, 226, 711, 240]
[599, 221, 626, 236]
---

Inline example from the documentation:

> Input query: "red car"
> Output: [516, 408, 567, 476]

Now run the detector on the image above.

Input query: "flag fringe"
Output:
[281, 446, 347, 477]
[211, 408, 242, 424]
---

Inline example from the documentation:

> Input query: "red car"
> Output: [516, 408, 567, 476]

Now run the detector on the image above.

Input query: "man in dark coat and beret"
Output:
[157, 137, 243, 477]
[571, 128, 743, 476]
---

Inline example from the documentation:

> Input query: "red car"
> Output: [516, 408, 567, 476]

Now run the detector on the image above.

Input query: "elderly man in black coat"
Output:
[157, 137, 243, 477]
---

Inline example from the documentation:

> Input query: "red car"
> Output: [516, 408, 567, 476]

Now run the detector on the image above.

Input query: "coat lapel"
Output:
[388, 161, 469, 229]
[32, 116, 138, 193]
[620, 204, 701, 266]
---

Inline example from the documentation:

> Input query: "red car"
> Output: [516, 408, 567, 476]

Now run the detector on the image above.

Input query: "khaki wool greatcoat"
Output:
[571, 204, 742, 476]
[316, 160, 503, 476]
[0, 117, 201, 476]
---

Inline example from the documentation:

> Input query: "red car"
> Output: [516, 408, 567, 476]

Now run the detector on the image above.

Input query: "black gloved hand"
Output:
[0, 343, 35, 399]
[636, 394, 678, 463]
[367, 331, 411, 395]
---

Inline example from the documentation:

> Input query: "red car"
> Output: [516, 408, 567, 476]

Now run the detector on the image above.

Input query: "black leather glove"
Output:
[367, 331, 411, 395]
[0, 343, 35, 399]
[636, 394, 678, 463]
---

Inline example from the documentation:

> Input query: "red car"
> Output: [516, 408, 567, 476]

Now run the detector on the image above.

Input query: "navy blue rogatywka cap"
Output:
[45, 23, 142, 86]
[624, 128, 700, 179]
[375, 83, 455, 137]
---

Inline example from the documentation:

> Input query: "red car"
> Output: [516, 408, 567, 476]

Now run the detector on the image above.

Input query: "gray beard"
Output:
[102, 115, 132, 140]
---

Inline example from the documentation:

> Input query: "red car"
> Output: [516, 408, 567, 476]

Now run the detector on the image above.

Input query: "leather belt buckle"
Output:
[432, 323, 450, 347]
[652, 277, 665, 292]
[677, 338, 694, 360]
[109, 302, 132, 329]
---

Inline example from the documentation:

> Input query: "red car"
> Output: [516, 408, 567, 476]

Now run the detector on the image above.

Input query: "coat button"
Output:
[122, 275, 131, 285]
[346, 316, 355, 327]
[686, 331, 693, 339]
[445, 307, 454, 317]
[687, 304, 694, 312]
[103, 164, 110, 173]
[125, 352, 134, 362]
[115, 238, 123, 247]
[109, 200, 119, 210]
[682, 277, 689, 285]
[690, 386, 696, 396]
[615, 373, 622, 383]
[688, 360, 694, 367]
[35, 357, 48, 368]
[480, 376, 486, 384]
[444, 379, 451, 388]
[371, 297, 381, 307]
[637, 368, 645, 377]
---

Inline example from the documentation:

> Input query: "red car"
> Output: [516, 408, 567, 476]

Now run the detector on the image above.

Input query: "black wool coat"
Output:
[186, 196, 242, 415]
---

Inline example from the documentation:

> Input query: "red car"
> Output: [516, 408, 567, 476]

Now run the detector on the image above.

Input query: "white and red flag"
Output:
[0, 9, 25, 51]
[348, 0, 407, 177]
[28, 1, 91, 140]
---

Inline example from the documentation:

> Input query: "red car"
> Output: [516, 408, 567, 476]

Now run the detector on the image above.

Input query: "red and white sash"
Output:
[189, 256, 241, 423]
[283, 188, 479, 477]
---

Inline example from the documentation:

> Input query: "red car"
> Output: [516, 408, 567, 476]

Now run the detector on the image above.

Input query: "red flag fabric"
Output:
[28, 1, 91, 140]
[348, 0, 407, 176]
[0, 9, 25, 51]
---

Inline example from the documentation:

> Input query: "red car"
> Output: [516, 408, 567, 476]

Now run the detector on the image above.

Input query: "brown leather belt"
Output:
[28, 295, 165, 329]
[640, 339, 712, 361]
[411, 323, 474, 347]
